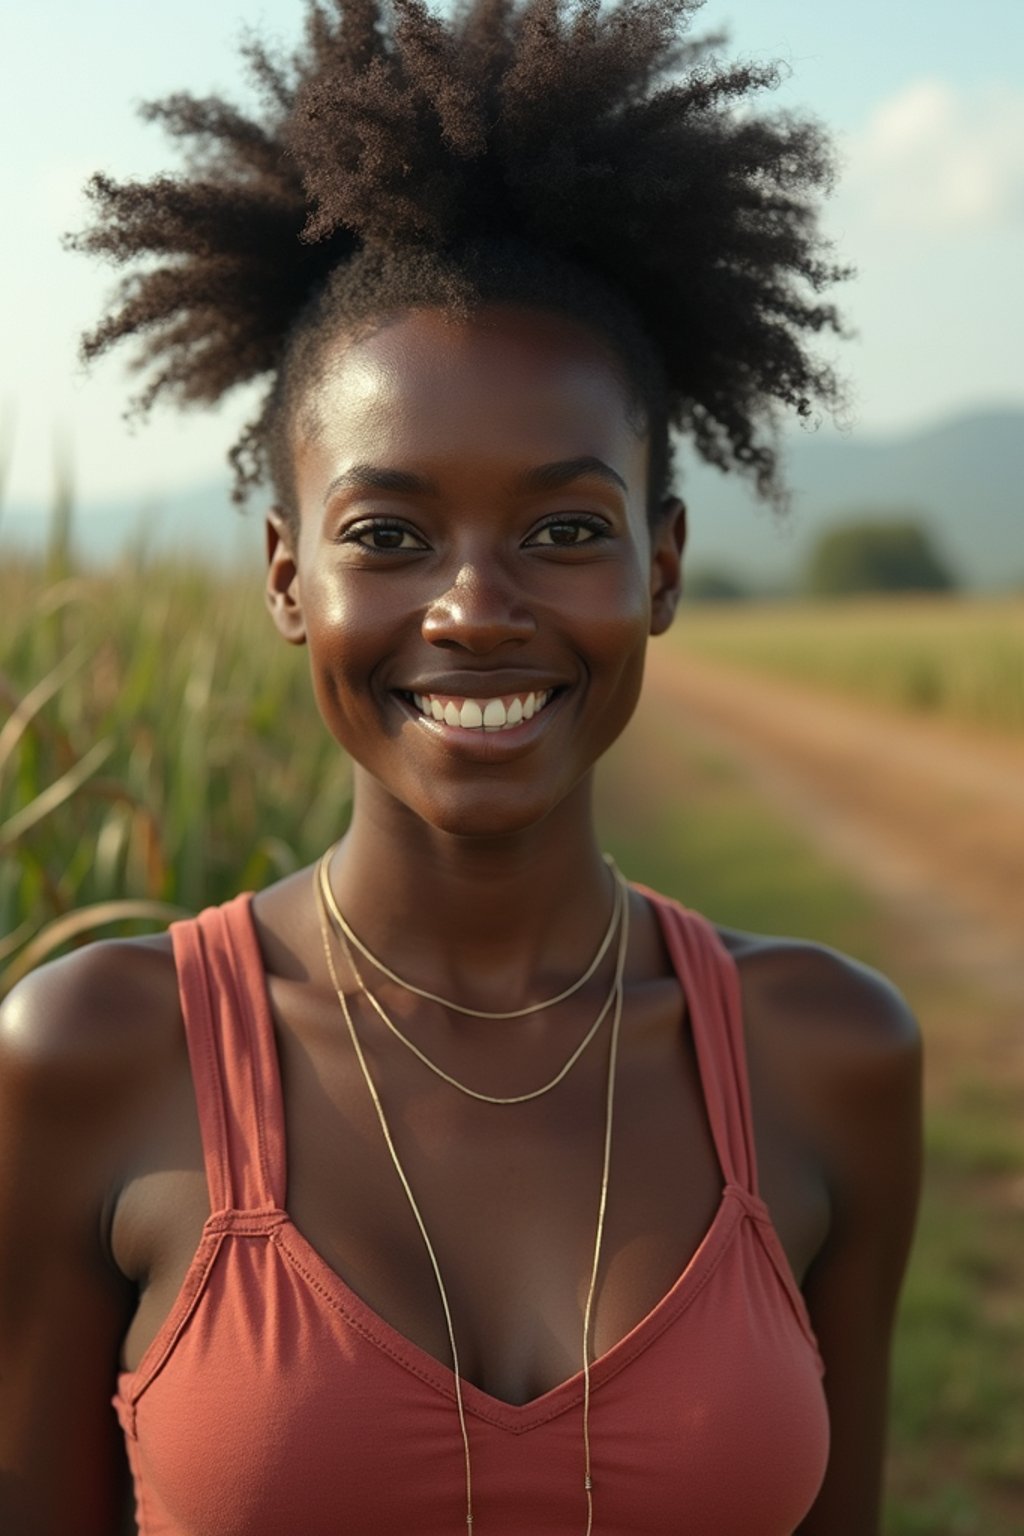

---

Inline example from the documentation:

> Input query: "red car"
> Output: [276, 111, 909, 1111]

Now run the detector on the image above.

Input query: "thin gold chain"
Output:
[318, 850, 623, 1105]
[314, 862, 630, 1534]
[319, 841, 621, 1018]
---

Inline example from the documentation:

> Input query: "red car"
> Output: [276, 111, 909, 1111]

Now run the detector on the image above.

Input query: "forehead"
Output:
[292, 306, 648, 507]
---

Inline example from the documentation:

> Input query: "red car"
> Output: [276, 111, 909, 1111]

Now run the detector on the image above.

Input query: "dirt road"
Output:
[637, 646, 1024, 1022]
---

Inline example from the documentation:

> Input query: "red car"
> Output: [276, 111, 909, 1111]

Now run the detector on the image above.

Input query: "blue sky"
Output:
[2, 0, 1022, 510]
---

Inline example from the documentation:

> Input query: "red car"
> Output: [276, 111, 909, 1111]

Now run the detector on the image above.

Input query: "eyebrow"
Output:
[322, 456, 627, 506]
[323, 465, 438, 503]
[517, 457, 628, 495]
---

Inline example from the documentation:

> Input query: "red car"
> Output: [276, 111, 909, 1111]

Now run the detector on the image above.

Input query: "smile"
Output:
[405, 689, 556, 732]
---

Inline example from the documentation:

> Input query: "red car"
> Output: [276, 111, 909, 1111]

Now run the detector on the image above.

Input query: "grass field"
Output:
[3, 552, 1023, 1530]
[0, 552, 344, 980]
[675, 592, 1024, 739]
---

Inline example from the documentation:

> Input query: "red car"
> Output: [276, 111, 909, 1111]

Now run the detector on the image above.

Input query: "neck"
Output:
[326, 773, 616, 1014]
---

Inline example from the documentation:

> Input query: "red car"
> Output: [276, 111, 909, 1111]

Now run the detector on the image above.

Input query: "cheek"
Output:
[301, 572, 394, 739]
[561, 555, 652, 668]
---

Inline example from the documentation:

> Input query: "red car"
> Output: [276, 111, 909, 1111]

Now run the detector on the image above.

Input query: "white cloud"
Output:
[840, 79, 1024, 234]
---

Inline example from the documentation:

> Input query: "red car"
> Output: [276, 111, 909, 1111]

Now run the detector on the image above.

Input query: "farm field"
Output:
[2, 556, 1023, 1530]
[675, 593, 1024, 739]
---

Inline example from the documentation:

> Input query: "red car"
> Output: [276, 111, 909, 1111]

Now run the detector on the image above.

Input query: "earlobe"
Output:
[649, 497, 687, 636]
[265, 510, 307, 646]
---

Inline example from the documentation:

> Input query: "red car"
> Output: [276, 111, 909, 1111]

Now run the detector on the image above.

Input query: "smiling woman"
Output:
[0, 3, 921, 1535]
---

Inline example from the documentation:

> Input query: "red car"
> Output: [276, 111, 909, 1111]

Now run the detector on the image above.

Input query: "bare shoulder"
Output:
[713, 925, 922, 1183]
[0, 932, 185, 1147]
[715, 922, 920, 1067]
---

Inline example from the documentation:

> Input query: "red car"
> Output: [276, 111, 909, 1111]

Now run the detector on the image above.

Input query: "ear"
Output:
[649, 496, 687, 636]
[265, 509, 307, 646]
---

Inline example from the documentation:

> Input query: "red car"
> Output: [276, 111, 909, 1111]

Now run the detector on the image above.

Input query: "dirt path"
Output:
[637, 646, 1024, 1026]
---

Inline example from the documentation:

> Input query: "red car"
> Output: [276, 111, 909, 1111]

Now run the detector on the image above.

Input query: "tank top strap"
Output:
[169, 894, 287, 1216]
[640, 888, 760, 1197]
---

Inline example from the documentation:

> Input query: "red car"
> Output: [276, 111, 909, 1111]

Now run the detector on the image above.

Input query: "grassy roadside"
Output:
[597, 710, 1024, 1536]
[672, 594, 1024, 740]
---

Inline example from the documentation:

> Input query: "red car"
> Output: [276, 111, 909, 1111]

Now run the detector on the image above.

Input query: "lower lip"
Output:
[393, 691, 567, 759]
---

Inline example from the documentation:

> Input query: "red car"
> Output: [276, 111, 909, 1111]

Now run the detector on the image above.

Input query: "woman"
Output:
[0, 1, 921, 1532]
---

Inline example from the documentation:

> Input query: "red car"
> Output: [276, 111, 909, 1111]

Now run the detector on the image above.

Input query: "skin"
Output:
[0, 306, 922, 1536]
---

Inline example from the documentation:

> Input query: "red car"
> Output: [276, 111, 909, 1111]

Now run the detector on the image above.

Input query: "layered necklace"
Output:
[314, 844, 630, 1533]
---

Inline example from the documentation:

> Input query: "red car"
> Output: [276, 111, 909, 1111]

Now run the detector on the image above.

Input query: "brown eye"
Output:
[370, 526, 408, 550]
[341, 519, 428, 552]
[528, 515, 609, 548]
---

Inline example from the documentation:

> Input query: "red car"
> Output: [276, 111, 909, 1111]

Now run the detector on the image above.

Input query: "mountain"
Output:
[677, 408, 1023, 592]
[4, 408, 1022, 591]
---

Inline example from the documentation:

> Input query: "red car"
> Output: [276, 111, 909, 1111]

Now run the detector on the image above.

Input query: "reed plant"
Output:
[0, 541, 349, 994]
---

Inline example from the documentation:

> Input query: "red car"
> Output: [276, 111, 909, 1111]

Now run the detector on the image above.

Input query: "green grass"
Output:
[674, 593, 1024, 738]
[596, 697, 884, 964]
[0, 552, 350, 985]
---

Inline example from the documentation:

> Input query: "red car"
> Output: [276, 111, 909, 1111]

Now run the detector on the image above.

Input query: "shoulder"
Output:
[0, 931, 184, 1142]
[714, 925, 922, 1193]
[716, 924, 920, 1058]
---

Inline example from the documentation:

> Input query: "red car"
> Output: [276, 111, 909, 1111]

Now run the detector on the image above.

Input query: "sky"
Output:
[1, 0, 1022, 512]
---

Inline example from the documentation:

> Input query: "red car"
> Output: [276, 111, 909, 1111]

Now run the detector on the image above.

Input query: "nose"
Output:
[421, 562, 537, 653]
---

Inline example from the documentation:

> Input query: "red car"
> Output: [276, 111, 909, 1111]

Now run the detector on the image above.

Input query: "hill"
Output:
[679, 408, 1023, 593]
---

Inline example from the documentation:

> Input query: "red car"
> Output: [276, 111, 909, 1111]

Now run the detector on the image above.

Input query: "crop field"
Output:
[2, 549, 1023, 1531]
[0, 552, 346, 982]
[674, 592, 1024, 739]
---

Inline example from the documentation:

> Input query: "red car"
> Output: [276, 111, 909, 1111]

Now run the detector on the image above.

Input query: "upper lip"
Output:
[397, 674, 569, 695]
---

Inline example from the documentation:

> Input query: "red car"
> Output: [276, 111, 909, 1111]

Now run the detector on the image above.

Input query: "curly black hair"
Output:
[68, 0, 850, 525]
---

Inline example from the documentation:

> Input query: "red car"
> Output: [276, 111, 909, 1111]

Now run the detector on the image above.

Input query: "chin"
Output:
[407, 784, 570, 841]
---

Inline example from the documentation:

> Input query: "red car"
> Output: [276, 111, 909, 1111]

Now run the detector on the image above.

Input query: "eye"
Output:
[340, 518, 429, 553]
[526, 514, 611, 548]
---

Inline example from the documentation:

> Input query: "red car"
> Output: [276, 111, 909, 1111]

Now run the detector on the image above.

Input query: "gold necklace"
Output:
[314, 863, 629, 1535]
[317, 849, 624, 1105]
[319, 841, 621, 1018]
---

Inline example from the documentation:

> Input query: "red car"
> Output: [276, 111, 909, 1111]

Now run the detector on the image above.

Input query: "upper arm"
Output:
[0, 942, 172, 1536]
[791, 956, 923, 1535]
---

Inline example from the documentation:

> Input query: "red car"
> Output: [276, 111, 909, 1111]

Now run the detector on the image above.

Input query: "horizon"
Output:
[4, 404, 1021, 594]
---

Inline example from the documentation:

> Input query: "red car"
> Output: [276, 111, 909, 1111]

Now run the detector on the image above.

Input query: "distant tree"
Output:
[684, 568, 750, 602]
[804, 518, 957, 596]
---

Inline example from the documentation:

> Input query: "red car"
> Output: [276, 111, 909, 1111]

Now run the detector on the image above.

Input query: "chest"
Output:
[115, 970, 824, 1407]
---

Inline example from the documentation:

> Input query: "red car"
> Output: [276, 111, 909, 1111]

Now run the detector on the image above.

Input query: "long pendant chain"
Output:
[318, 841, 621, 1018]
[317, 849, 623, 1105]
[314, 865, 630, 1534]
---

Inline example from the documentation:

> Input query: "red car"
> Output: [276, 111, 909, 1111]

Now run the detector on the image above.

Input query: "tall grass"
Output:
[0, 551, 349, 991]
[675, 594, 1024, 737]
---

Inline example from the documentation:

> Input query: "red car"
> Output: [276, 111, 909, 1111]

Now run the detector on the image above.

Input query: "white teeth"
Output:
[411, 689, 556, 731]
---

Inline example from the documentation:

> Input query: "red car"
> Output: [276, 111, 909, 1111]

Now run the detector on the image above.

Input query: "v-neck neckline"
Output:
[269, 1182, 755, 1433]
[234, 883, 762, 1426]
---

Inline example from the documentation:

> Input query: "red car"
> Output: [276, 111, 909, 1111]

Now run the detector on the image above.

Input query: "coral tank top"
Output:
[113, 886, 830, 1534]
